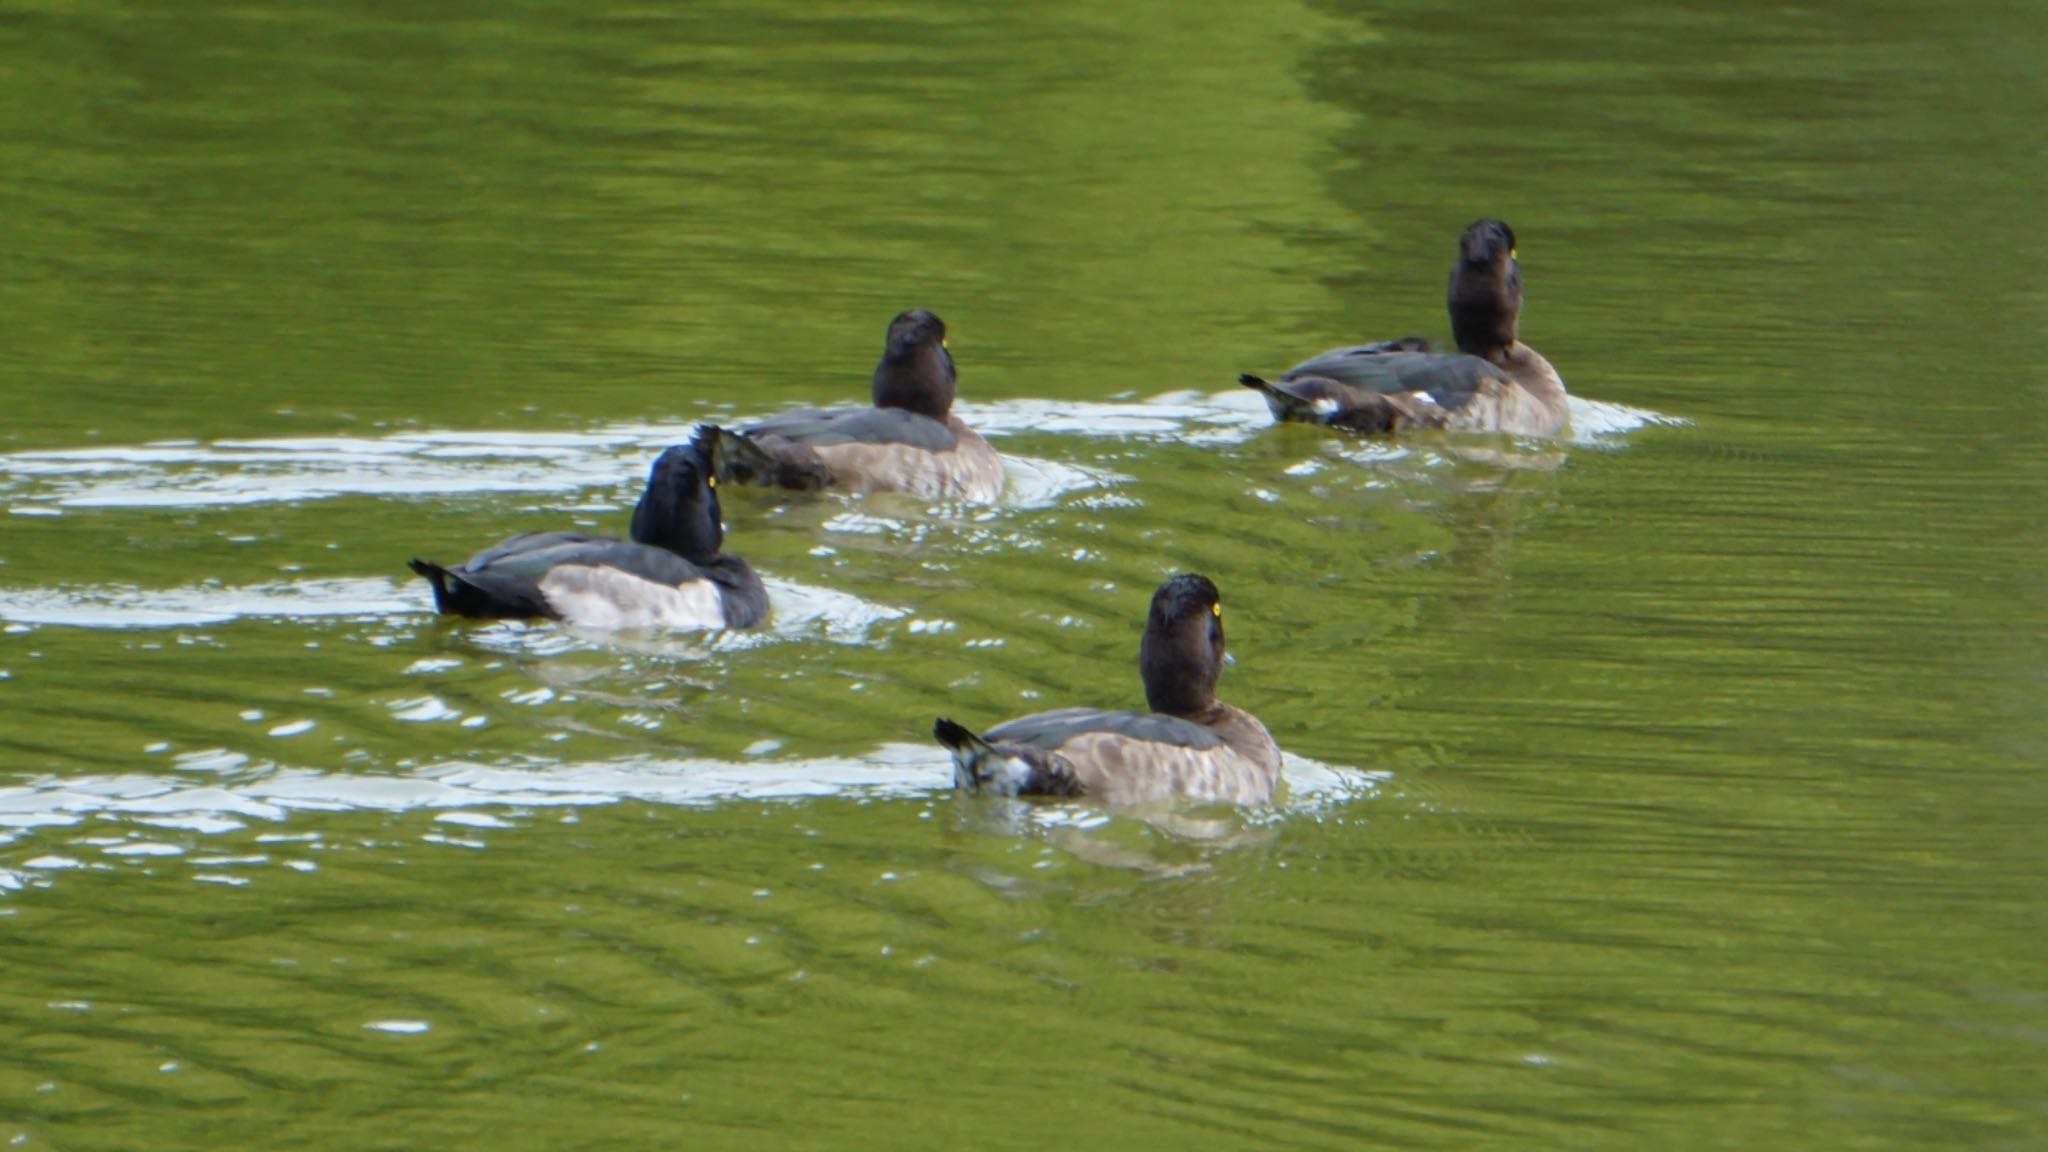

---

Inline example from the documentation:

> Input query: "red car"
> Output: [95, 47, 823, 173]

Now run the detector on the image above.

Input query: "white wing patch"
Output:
[948, 746, 1036, 795]
[539, 565, 726, 631]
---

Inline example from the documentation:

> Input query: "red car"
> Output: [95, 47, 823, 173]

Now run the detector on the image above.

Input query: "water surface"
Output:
[1, 1, 2043, 1148]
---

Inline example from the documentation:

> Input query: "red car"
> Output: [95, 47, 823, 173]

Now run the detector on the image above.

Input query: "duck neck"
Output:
[1458, 334, 1515, 363]
[1143, 670, 1220, 720]
[872, 343, 956, 420]
[631, 499, 720, 565]
[1449, 267, 1519, 363]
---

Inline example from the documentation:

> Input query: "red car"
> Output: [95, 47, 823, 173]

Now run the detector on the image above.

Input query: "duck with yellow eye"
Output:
[934, 574, 1283, 807]
[700, 309, 1006, 503]
[1240, 218, 1569, 437]
[407, 428, 769, 631]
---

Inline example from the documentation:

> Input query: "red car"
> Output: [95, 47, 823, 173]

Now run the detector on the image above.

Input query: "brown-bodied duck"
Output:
[408, 429, 768, 631]
[1240, 219, 1568, 437]
[934, 573, 1281, 806]
[703, 309, 1005, 502]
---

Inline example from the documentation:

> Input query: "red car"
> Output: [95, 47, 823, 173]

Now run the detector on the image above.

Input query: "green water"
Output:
[2, 0, 2044, 1147]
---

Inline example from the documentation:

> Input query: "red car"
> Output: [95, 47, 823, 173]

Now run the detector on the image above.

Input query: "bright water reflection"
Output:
[1, 0, 2044, 1149]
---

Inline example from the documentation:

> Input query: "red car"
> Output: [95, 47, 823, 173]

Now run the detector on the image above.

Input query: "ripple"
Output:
[965, 390, 1679, 448]
[362, 1020, 431, 1035]
[0, 394, 1672, 516]
[0, 421, 1114, 514]
[0, 577, 413, 628]
[0, 572, 905, 643]
[0, 746, 1383, 847]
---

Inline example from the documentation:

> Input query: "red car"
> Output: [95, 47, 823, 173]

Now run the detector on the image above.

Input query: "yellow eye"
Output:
[1211, 603, 1222, 617]
[708, 476, 716, 489]
[1510, 248, 1518, 259]
[941, 337, 949, 349]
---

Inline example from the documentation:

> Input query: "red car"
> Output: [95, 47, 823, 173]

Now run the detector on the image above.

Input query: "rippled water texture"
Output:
[1, 1, 2043, 1148]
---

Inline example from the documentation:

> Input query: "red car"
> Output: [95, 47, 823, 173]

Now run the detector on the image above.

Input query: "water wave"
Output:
[0, 747, 1388, 889]
[0, 573, 904, 641]
[0, 393, 1675, 514]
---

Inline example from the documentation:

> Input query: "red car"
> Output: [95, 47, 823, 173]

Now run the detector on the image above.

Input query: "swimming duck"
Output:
[703, 309, 1005, 502]
[1240, 219, 1568, 437]
[933, 573, 1281, 806]
[407, 430, 768, 631]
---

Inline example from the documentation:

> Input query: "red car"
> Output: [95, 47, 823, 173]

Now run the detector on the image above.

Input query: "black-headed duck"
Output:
[934, 573, 1281, 806]
[704, 309, 1005, 502]
[408, 430, 768, 631]
[1241, 219, 1568, 437]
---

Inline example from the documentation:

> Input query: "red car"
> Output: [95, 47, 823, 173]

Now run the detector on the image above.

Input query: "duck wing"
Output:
[711, 408, 999, 499]
[936, 709, 1229, 800]
[745, 406, 959, 451]
[458, 531, 600, 572]
[412, 534, 717, 622]
[1281, 346, 1508, 409]
[968, 708, 1273, 804]
[984, 707, 1224, 751]
[466, 536, 711, 587]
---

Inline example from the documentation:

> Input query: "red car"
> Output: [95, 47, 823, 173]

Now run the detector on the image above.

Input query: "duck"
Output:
[407, 429, 768, 631]
[702, 309, 1005, 503]
[1240, 219, 1569, 437]
[933, 573, 1282, 806]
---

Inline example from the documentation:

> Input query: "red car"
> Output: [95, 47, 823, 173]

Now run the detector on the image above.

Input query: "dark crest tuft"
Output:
[1458, 218, 1516, 265]
[1150, 573, 1221, 625]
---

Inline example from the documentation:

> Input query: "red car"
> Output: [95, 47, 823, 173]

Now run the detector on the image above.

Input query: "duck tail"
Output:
[1239, 372, 1329, 426]
[933, 717, 1000, 792]
[697, 423, 833, 491]
[406, 558, 519, 618]
[407, 558, 456, 613]
[1240, 373, 1398, 432]
[933, 719, 1079, 796]
[933, 717, 990, 755]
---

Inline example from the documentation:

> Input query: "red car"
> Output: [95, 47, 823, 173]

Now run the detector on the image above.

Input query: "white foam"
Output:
[0, 746, 1382, 842]
[0, 577, 413, 629]
[0, 393, 1674, 521]
[0, 571, 903, 646]
[0, 420, 1116, 515]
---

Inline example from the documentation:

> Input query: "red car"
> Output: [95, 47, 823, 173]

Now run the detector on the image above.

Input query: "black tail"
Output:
[408, 558, 455, 613]
[698, 423, 832, 491]
[1240, 372, 1326, 425]
[933, 718, 1081, 797]
[933, 717, 989, 754]
[1240, 372, 1398, 431]
[407, 558, 539, 618]
[934, 717, 994, 792]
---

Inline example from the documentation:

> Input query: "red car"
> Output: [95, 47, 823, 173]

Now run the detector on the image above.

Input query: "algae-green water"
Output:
[1, 2, 2043, 1147]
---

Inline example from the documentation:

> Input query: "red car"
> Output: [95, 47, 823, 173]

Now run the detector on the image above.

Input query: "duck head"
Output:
[1447, 218, 1521, 360]
[1139, 573, 1227, 717]
[631, 433, 724, 563]
[871, 309, 956, 420]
